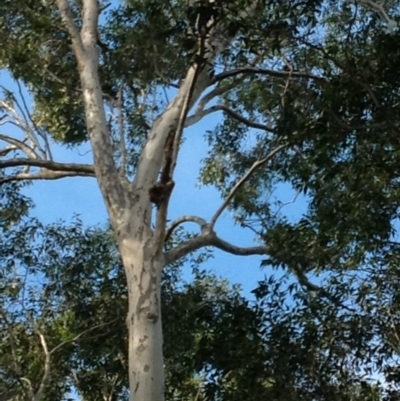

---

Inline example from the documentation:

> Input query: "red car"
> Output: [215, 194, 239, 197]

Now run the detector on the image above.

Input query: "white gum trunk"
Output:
[56, 2, 262, 400]
[118, 220, 165, 401]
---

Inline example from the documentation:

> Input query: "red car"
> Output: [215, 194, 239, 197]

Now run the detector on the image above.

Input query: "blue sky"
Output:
[0, 67, 309, 298]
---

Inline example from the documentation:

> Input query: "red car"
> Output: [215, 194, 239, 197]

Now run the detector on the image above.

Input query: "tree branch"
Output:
[210, 234, 269, 256]
[154, 42, 205, 247]
[215, 104, 275, 132]
[33, 331, 51, 401]
[0, 145, 17, 157]
[0, 158, 95, 173]
[0, 159, 95, 184]
[56, 0, 85, 61]
[164, 229, 268, 266]
[57, 0, 124, 218]
[18, 82, 53, 160]
[0, 133, 39, 159]
[185, 54, 266, 128]
[81, 0, 99, 49]
[211, 67, 327, 85]
[20, 378, 34, 400]
[164, 215, 207, 242]
[209, 144, 287, 229]
[134, 1, 263, 195]
[0, 170, 95, 185]
[49, 319, 119, 355]
[117, 86, 126, 176]
[185, 80, 246, 127]
[165, 230, 348, 310]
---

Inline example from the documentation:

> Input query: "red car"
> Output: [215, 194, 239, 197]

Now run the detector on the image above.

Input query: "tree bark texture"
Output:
[119, 224, 165, 401]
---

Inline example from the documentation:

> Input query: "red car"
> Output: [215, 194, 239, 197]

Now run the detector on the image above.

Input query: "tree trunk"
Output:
[55, 3, 262, 400]
[118, 220, 165, 401]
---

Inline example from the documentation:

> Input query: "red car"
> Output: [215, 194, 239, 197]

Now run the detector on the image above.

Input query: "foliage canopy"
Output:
[2, 0, 400, 400]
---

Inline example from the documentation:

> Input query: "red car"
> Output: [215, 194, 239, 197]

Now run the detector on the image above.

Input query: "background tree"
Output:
[2, 0, 400, 400]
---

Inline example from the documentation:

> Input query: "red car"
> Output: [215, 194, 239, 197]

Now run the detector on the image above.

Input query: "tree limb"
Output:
[16, 80, 53, 160]
[32, 331, 50, 401]
[0, 170, 95, 185]
[0, 158, 95, 184]
[185, 80, 246, 127]
[81, 0, 99, 49]
[154, 40, 204, 247]
[0, 144, 18, 157]
[0, 158, 95, 173]
[165, 230, 350, 310]
[117, 86, 126, 176]
[133, 1, 263, 196]
[210, 234, 269, 256]
[164, 215, 207, 242]
[164, 229, 268, 266]
[213, 104, 275, 132]
[211, 67, 328, 85]
[0, 134, 39, 159]
[57, 0, 125, 218]
[56, 0, 85, 61]
[209, 144, 287, 229]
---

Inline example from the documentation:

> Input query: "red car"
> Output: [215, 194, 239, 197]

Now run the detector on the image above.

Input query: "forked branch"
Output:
[185, 79, 245, 127]
[0, 133, 40, 159]
[164, 229, 269, 266]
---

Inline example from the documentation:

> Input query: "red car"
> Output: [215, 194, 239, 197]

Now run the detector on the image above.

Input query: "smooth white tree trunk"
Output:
[119, 227, 165, 401]
[55, 1, 262, 400]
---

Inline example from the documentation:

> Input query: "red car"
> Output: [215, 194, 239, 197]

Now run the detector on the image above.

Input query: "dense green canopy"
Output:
[2, 0, 400, 399]
[1, 0, 400, 268]
[1, 188, 399, 400]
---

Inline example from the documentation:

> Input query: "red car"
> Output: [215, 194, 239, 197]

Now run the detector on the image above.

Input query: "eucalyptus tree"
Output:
[1, 0, 400, 400]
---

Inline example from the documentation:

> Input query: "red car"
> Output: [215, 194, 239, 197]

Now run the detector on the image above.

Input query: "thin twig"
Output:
[274, 189, 301, 216]
[50, 319, 119, 355]
[190, 104, 275, 132]
[15, 81, 46, 156]
[209, 144, 287, 229]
